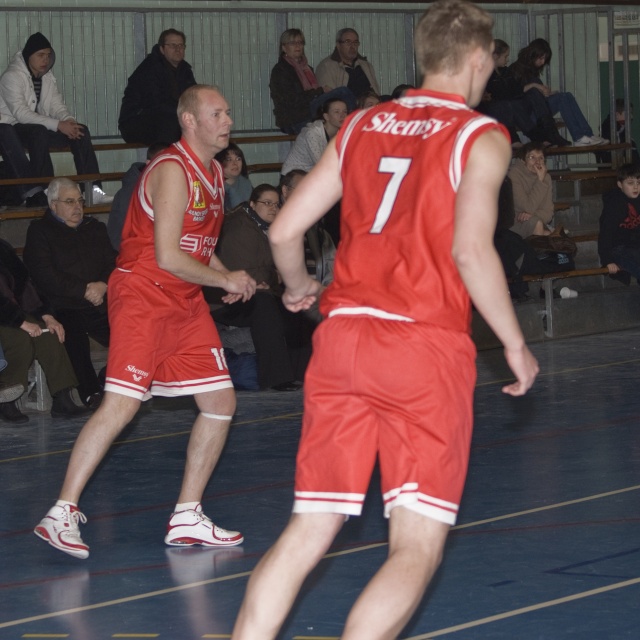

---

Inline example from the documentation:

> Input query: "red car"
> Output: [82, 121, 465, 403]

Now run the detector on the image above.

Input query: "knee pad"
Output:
[200, 412, 233, 421]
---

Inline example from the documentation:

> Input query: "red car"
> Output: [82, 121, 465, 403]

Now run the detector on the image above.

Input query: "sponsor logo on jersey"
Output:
[180, 234, 203, 253]
[126, 364, 149, 381]
[192, 181, 206, 209]
[180, 234, 218, 256]
[363, 112, 452, 140]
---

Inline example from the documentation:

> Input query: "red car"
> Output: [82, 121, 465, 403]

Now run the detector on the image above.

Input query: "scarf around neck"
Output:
[284, 54, 319, 91]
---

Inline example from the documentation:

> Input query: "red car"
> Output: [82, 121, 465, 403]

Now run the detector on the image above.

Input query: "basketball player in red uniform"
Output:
[233, 2, 539, 638]
[34, 86, 256, 559]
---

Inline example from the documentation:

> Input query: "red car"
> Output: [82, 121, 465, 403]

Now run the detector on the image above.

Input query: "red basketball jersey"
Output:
[117, 139, 225, 298]
[321, 89, 509, 333]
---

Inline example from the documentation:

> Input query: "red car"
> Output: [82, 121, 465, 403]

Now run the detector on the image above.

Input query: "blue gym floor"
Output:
[1, 328, 639, 639]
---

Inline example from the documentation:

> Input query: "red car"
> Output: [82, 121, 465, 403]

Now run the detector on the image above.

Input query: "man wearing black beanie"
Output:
[0, 32, 112, 205]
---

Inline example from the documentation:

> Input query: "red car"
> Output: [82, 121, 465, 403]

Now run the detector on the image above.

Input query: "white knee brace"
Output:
[200, 412, 233, 421]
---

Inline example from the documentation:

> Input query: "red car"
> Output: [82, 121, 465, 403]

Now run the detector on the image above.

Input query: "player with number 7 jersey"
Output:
[324, 89, 508, 332]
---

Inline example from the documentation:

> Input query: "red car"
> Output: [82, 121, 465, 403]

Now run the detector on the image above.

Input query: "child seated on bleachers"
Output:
[598, 162, 640, 284]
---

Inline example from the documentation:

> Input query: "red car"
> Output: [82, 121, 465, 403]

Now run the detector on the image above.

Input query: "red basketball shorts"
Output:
[294, 315, 476, 525]
[104, 270, 233, 400]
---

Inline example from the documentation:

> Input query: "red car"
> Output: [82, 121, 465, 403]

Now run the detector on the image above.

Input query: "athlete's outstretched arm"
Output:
[147, 159, 256, 300]
[452, 128, 539, 396]
[269, 138, 343, 311]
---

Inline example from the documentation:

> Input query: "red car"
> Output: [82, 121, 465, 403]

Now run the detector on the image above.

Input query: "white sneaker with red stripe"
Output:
[164, 503, 243, 547]
[34, 503, 89, 559]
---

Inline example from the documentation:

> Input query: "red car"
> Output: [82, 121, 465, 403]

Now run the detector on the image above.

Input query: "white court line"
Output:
[1, 485, 638, 630]
[406, 577, 640, 639]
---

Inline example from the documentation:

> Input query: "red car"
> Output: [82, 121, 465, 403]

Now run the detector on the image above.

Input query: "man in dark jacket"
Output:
[23, 178, 116, 408]
[118, 29, 196, 145]
[0, 238, 87, 422]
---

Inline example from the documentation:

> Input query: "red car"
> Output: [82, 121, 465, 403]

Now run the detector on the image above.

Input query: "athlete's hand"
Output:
[221, 270, 256, 303]
[282, 277, 324, 312]
[502, 344, 539, 396]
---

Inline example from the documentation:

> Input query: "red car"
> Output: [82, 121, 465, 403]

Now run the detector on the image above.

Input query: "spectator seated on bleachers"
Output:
[0, 338, 24, 402]
[598, 162, 640, 285]
[107, 143, 168, 251]
[280, 170, 335, 288]
[477, 39, 565, 148]
[315, 28, 380, 103]
[214, 142, 253, 211]
[23, 178, 116, 410]
[269, 29, 355, 135]
[281, 98, 348, 175]
[118, 29, 196, 146]
[205, 184, 315, 391]
[0, 237, 88, 423]
[509, 38, 606, 147]
[0, 32, 112, 204]
[357, 90, 380, 110]
[508, 142, 554, 238]
[0, 120, 47, 207]
[596, 99, 640, 167]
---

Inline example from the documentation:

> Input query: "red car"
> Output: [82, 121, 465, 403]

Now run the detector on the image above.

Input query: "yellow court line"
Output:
[1, 484, 638, 631]
[406, 576, 640, 639]
[0, 412, 303, 464]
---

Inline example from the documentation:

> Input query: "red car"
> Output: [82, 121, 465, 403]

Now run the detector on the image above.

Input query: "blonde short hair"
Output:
[415, 0, 493, 76]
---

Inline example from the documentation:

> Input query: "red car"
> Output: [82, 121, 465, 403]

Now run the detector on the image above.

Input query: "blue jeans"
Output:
[547, 92, 593, 141]
[612, 245, 640, 281]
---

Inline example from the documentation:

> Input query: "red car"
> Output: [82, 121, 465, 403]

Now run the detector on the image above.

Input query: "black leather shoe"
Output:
[0, 400, 29, 423]
[271, 381, 302, 392]
[51, 388, 91, 418]
[84, 391, 103, 411]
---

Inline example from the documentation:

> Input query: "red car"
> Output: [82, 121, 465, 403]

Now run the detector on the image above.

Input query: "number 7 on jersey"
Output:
[369, 157, 412, 234]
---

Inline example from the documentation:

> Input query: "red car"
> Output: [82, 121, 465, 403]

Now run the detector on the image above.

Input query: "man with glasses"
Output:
[23, 177, 116, 409]
[316, 28, 380, 100]
[119, 28, 196, 145]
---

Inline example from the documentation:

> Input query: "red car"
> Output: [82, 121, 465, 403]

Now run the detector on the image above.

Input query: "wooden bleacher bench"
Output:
[545, 141, 631, 158]
[550, 168, 618, 204]
[47, 141, 147, 154]
[0, 203, 112, 222]
[0, 172, 125, 188]
[247, 162, 282, 174]
[45, 134, 296, 155]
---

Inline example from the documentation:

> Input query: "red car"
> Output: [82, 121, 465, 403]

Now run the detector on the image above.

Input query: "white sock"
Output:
[56, 499, 77, 509]
[175, 501, 200, 512]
